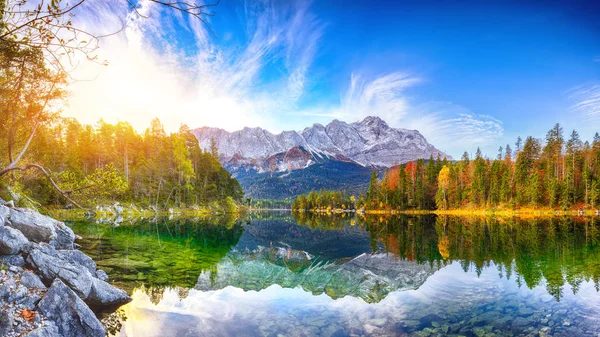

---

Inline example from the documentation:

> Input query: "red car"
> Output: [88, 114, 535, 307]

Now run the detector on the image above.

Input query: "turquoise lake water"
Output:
[68, 213, 600, 337]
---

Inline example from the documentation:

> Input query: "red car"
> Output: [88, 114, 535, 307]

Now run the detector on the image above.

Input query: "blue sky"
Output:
[67, 0, 600, 158]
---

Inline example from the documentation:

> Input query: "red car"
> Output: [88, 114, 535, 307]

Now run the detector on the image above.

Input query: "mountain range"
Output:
[193, 116, 450, 199]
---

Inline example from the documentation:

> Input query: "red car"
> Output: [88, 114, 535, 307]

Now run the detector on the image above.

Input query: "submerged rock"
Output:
[37, 279, 106, 337]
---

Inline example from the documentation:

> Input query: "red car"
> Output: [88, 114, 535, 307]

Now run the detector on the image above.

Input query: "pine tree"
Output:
[566, 130, 583, 205]
[515, 136, 523, 158]
[210, 137, 219, 159]
[367, 170, 378, 206]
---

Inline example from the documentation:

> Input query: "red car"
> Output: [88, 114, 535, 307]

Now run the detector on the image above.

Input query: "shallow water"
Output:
[68, 213, 600, 336]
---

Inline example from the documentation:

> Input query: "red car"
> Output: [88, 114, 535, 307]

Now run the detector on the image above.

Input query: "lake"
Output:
[67, 212, 600, 337]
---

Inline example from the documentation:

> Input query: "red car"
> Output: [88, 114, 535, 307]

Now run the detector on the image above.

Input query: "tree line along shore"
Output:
[293, 124, 600, 216]
[1, 117, 244, 212]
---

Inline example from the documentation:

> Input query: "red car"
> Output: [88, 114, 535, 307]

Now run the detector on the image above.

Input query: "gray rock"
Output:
[24, 323, 61, 337]
[38, 279, 106, 337]
[51, 222, 75, 250]
[87, 278, 131, 307]
[20, 270, 46, 289]
[0, 205, 10, 225]
[7, 263, 22, 274]
[7, 208, 57, 243]
[96, 269, 109, 282]
[0, 309, 13, 336]
[0, 224, 28, 255]
[0, 276, 11, 300]
[59, 250, 96, 275]
[26, 246, 94, 299]
[2, 276, 40, 309]
[0, 254, 25, 267]
[16, 291, 42, 310]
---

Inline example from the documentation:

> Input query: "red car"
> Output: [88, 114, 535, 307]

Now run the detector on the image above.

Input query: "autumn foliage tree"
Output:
[293, 124, 600, 212]
[17, 118, 242, 208]
[1, 0, 220, 207]
[436, 166, 450, 210]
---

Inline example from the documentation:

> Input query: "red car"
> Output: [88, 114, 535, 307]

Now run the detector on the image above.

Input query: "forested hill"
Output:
[1, 117, 243, 209]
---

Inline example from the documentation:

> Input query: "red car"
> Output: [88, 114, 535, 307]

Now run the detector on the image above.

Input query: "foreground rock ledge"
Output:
[0, 202, 131, 337]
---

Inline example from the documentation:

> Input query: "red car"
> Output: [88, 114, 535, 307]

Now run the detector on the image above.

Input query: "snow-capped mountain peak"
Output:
[193, 116, 451, 172]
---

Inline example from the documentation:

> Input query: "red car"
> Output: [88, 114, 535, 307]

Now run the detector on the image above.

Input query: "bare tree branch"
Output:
[0, 164, 85, 209]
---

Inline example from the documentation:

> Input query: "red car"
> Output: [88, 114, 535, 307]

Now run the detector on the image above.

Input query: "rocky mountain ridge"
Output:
[193, 116, 450, 172]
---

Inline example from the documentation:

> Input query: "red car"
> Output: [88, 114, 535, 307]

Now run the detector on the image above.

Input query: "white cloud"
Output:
[317, 72, 504, 157]
[63, 0, 324, 133]
[337, 72, 421, 125]
[568, 84, 600, 124]
[405, 102, 504, 155]
[58, 0, 504, 158]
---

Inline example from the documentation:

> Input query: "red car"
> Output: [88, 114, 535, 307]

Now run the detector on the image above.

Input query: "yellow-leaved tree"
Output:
[436, 166, 451, 210]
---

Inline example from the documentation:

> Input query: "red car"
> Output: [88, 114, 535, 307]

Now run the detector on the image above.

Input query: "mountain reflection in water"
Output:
[68, 213, 600, 336]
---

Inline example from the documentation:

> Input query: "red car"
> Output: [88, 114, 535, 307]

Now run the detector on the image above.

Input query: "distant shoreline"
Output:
[293, 208, 600, 217]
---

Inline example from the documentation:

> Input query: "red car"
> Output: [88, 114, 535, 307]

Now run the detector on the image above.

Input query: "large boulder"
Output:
[0, 225, 28, 255]
[7, 208, 57, 243]
[6, 208, 74, 249]
[26, 245, 94, 299]
[58, 250, 96, 275]
[37, 279, 106, 337]
[87, 277, 131, 307]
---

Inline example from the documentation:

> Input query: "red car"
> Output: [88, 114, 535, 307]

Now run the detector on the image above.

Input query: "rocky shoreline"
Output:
[0, 200, 131, 337]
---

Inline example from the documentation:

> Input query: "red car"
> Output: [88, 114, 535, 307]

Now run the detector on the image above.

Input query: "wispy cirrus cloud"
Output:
[305, 72, 504, 157]
[568, 84, 600, 124]
[406, 103, 504, 155]
[338, 72, 422, 125]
